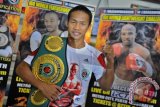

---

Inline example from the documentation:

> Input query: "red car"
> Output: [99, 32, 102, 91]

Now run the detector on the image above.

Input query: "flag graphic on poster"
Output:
[6, 0, 96, 106]
[86, 9, 160, 107]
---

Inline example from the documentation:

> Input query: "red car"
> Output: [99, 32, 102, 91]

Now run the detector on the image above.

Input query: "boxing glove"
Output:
[112, 43, 123, 57]
[126, 53, 147, 72]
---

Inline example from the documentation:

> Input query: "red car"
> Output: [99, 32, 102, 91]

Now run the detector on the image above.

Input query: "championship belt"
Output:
[0, 25, 10, 49]
[27, 36, 68, 107]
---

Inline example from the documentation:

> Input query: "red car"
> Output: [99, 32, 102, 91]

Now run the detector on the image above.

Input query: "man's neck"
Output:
[68, 37, 85, 49]
[50, 29, 61, 36]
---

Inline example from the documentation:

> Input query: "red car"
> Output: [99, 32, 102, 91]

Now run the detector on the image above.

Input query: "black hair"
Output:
[68, 5, 92, 26]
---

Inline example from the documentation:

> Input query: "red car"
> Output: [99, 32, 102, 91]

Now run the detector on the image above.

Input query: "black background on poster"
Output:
[0, 57, 11, 90]
[6, 67, 30, 106]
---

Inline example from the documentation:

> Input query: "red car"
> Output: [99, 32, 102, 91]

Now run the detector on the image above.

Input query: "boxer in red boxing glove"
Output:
[126, 53, 153, 77]
[111, 24, 156, 88]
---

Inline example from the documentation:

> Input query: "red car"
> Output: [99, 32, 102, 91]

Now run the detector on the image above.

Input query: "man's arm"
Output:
[98, 43, 114, 91]
[145, 52, 157, 79]
[16, 61, 61, 101]
[98, 68, 114, 91]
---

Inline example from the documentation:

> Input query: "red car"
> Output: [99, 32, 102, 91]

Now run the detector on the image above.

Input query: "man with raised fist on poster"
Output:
[111, 23, 156, 89]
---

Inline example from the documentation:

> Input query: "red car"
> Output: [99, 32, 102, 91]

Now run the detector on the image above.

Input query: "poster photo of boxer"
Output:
[86, 9, 160, 107]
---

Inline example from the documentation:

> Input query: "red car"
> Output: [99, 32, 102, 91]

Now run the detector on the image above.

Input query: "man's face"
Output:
[70, 64, 79, 77]
[44, 13, 59, 33]
[120, 24, 136, 47]
[67, 11, 90, 40]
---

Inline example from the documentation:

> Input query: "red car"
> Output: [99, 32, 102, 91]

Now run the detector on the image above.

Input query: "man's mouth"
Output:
[72, 31, 80, 36]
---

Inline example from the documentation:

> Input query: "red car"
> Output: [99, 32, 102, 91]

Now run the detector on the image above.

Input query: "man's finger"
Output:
[54, 85, 61, 92]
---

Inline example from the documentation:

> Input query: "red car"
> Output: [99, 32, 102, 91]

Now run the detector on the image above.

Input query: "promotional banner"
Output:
[0, 0, 22, 106]
[86, 9, 160, 107]
[0, 56, 11, 106]
[6, 0, 96, 106]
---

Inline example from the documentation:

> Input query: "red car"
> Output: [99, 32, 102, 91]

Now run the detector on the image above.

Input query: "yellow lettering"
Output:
[0, 56, 11, 62]
[102, 15, 109, 20]
[28, 1, 70, 13]
[0, 4, 20, 13]
[109, 15, 121, 21]
[35, 2, 49, 9]
[146, 16, 160, 22]
[130, 16, 145, 21]
[102, 90, 110, 95]
[18, 88, 31, 93]
[48, 5, 70, 13]
[149, 99, 157, 104]
[0, 71, 7, 75]
[121, 16, 131, 20]
[91, 87, 102, 93]
[93, 98, 111, 106]
[16, 76, 24, 82]
[28, 1, 35, 6]
[117, 103, 130, 107]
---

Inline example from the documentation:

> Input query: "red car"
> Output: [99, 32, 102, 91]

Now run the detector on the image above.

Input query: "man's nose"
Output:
[45, 21, 51, 26]
[46, 23, 51, 26]
[124, 34, 130, 38]
[74, 23, 80, 30]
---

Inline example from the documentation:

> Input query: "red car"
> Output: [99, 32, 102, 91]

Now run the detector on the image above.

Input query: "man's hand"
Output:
[38, 82, 61, 101]
[102, 41, 114, 69]
[98, 41, 115, 91]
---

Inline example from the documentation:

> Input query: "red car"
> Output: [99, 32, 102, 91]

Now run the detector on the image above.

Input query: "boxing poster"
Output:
[0, 56, 11, 106]
[6, 0, 96, 106]
[86, 9, 160, 107]
[0, 0, 22, 106]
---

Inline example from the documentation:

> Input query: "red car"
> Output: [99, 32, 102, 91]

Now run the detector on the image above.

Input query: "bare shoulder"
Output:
[135, 43, 151, 58]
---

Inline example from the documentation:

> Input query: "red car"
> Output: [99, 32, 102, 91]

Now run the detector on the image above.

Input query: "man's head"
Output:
[67, 5, 92, 40]
[70, 63, 79, 77]
[120, 24, 137, 47]
[68, 5, 92, 26]
[44, 11, 60, 33]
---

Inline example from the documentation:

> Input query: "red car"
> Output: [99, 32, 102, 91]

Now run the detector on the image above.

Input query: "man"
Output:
[111, 23, 156, 89]
[43, 11, 62, 36]
[16, 5, 114, 107]
[30, 11, 62, 52]
[49, 63, 81, 107]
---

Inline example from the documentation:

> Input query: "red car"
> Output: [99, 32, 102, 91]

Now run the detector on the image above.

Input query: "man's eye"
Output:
[71, 21, 76, 23]
[128, 33, 133, 35]
[81, 23, 86, 25]
[121, 33, 125, 35]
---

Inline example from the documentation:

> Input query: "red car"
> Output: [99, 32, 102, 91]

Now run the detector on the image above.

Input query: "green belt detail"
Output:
[27, 35, 68, 107]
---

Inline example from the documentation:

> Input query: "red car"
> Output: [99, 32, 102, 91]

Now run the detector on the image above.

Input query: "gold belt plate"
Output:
[45, 36, 63, 52]
[32, 54, 64, 84]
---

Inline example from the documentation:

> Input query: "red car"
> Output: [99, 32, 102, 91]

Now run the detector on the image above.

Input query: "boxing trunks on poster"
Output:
[27, 35, 68, 107]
